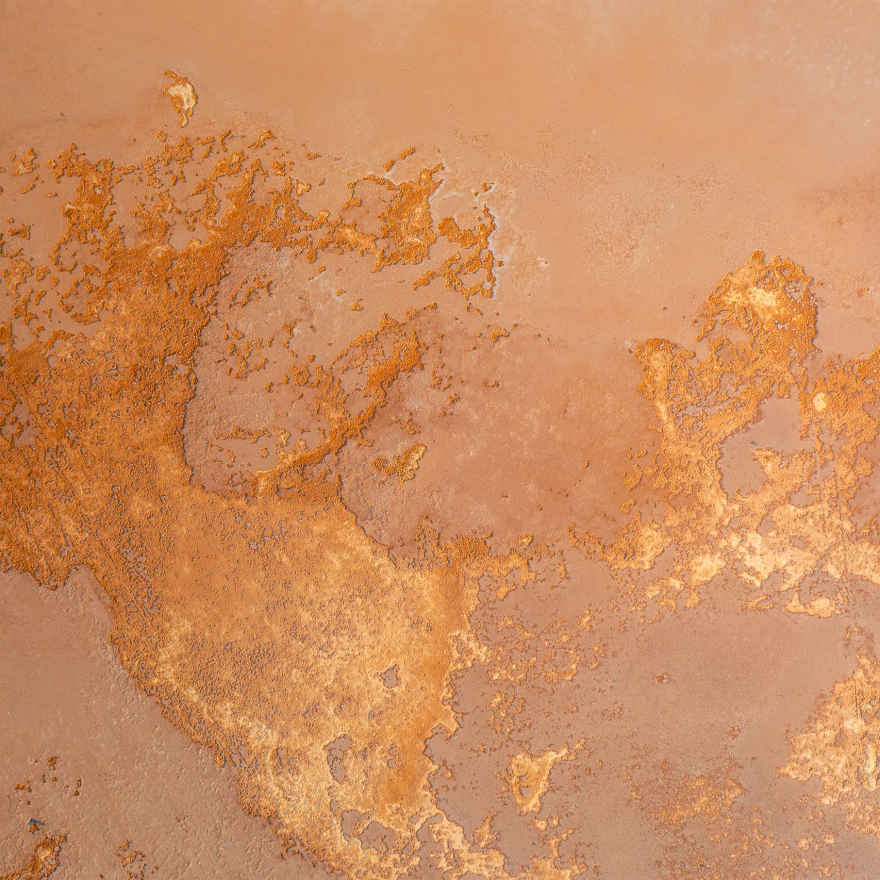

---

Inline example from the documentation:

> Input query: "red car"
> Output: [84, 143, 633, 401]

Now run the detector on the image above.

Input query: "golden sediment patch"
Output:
[632, 760, 744, 830]
[372, 442, 426, 482]
[412, 211, 497, 304]
[624, 761, 826, 878]
[163, 70, 197, 127]
[11, 149, 38, 177]
[506, 747, 568, 815]
[570, 250, 880, 620]
[427, 813, 587, 880]
[0, 123, 550, 879]
[780, 645, 880, 838]
[0, 835, 65, 880]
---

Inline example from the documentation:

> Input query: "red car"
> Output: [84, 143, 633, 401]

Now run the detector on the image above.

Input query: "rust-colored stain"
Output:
[0, 125, 534, 877]
[7, 10, 880, 875]
[162, 71, 197, 128]
[780, 628, 880, 838]
[585, 251, 880, 619]
[0, 835, 65, 880]
[372, 443, 426, 482]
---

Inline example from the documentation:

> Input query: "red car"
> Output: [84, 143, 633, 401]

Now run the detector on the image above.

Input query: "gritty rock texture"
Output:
[5, 3, 880, 878]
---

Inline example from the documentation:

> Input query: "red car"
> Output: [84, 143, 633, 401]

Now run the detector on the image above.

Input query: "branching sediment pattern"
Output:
[7, 87, 880, 878]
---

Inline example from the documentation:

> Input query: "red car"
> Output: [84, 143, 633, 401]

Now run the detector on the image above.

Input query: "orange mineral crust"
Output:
[1, 122, 879, 879]
[7, 3, 880, 879]
[0, 135, 529, 877]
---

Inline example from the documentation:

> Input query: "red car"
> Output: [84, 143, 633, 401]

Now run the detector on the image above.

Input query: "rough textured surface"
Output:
[0, 567, 341, 879]
[6, 3, 880, 878]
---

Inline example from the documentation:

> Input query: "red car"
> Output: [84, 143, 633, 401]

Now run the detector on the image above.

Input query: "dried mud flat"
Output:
[6, 3, 880, 878]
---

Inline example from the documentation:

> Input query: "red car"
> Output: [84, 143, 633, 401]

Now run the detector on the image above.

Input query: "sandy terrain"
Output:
[5, 3, 880, 878]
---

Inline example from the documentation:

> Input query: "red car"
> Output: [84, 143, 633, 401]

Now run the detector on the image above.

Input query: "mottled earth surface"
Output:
[6, 3, 880, 879]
